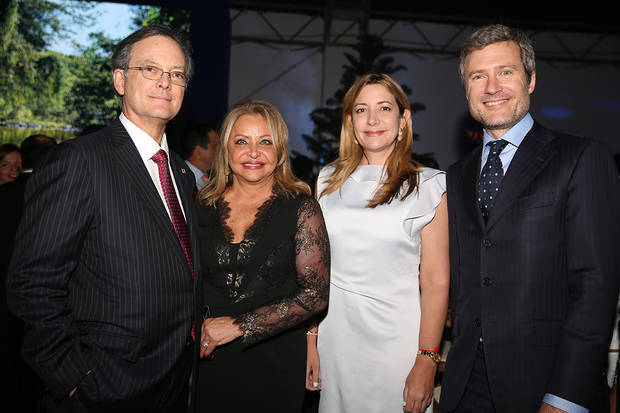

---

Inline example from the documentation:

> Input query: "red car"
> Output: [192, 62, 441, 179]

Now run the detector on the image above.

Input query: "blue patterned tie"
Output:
[478, 139, 508, 220]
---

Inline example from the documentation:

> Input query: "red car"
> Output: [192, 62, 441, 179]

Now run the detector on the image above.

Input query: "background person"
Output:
[1, 135, 56, 413]
[181, 123, 219, 190]
[291, 153, 317, 195]
[0, 143, 22, 185]
[1, 134, 56, 276]
[19, 134, 57, 174]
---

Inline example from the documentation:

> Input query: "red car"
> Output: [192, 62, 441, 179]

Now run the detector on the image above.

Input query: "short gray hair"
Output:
[112, 24, 194, 83]
[459, 24, 535, 86]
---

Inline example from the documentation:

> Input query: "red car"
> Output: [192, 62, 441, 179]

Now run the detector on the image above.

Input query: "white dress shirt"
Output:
[119, 113, 186, 219]
[184, 160, 208, 190]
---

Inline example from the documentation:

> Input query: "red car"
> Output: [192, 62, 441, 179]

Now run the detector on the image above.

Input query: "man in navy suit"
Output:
[6, 25, 201, 412]
[181, 124, 219, 191]
[440, 24, 620, 413]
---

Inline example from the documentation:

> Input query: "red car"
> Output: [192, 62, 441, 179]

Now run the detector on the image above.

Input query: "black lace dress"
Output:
[195, 193, 330, 412]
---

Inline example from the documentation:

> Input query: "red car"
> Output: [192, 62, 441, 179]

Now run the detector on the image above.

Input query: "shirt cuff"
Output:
[543, 393, 588, 413]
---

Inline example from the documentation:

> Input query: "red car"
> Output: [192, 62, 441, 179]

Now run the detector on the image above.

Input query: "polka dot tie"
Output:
[152, 150, 194, 278]
[478, 139, 508, 220]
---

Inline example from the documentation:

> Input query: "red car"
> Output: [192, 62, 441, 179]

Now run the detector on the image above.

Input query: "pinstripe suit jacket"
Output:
[6, 119, 201, 407]
[440, 122, 620, 413]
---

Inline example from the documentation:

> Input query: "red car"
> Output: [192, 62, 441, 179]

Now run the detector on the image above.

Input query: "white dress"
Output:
[317, 165, 446, 413]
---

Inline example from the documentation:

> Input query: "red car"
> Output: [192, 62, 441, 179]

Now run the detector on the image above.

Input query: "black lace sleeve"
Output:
[233, 196, 330, 346]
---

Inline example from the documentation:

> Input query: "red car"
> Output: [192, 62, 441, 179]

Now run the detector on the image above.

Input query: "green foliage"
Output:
[65, 32, 119, 128]
[0, 1, 193, 134]
[10, 0, 63, 49]
[0, 0, 36, 121]
[31, 52, 74, 123]
[302, 34, 428, 166]
[133, 5, 192, 34]
[0, 0, 101, 127]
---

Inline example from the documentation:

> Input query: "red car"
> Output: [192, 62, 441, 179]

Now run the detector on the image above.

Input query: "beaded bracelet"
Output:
[417, 349, 441, 364]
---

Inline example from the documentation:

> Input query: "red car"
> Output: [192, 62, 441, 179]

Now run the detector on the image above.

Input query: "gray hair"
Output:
[459, 24, 535, 86]
[112, 24, 194, 83]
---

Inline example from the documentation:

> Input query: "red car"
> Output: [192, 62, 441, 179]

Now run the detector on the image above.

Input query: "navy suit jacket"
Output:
[441, 122, 620, 412]
[6, 119, 201, 408]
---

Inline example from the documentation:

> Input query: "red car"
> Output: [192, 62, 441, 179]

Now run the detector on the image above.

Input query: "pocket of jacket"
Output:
[78, 323, 144, 363]
[512, 191, 556, 211]
[76, 368, 100, 403]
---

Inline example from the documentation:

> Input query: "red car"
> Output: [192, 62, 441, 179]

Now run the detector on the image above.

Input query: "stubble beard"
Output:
[470, 89, 531, 132]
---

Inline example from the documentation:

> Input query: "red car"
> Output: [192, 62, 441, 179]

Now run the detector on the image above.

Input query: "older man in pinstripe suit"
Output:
[6, 25, 201, 412]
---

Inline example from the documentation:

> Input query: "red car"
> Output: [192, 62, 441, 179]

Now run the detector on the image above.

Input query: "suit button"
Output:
[482, 277, 493, 287]
[482, 239, 493, 247]
[474, 318, 481, 327]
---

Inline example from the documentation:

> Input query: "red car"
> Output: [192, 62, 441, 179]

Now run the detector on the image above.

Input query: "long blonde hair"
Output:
[199, 100, 310, 206]
[320, 73, 420, 207]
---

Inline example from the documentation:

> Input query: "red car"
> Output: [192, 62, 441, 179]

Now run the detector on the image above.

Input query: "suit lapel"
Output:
[169, 153, 200, 275]
[461, 147, 485, 229]
[170, 154, 192, 223]
[486, 123, 557, 229]
[107, 120, 185, 258]
[169, 150, 200, 317]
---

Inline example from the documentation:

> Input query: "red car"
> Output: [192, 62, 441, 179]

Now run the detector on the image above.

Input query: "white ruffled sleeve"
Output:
[404, 168, 446, 238]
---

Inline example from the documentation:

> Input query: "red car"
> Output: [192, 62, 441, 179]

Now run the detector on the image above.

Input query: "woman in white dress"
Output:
[305, 73, 449, 413]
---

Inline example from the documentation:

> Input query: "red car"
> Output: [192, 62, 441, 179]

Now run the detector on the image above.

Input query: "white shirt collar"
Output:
[119, 113, 169, 162]
[482, 112, 534, 149]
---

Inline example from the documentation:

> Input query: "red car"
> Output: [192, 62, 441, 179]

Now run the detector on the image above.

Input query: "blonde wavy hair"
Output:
[199, 100, 310, 206]
[319, 73, 421, 208]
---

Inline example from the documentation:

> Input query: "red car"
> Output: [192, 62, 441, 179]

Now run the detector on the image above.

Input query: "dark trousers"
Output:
[3, 308, 41, 413]
[443, 341, 497, 413]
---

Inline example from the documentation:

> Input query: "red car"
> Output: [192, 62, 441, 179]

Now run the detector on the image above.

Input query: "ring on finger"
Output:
[201, 342, 209, 349]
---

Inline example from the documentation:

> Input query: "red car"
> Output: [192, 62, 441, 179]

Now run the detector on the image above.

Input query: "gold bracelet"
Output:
[417, 349, 441, 364]
[306, 331, 318, 336]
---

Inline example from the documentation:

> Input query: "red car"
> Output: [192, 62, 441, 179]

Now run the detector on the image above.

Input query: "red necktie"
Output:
[152, 150, 194, 278]
[152, 150, 195, 340]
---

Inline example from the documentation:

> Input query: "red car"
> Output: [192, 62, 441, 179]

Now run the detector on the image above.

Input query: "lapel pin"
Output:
[181, 168, 187, 174]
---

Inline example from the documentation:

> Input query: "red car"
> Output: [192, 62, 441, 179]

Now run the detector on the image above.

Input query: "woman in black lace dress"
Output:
[195, 100, 330, 412]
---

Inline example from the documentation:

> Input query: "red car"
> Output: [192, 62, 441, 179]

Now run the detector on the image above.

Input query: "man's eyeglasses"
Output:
[126, 66, 188, 86]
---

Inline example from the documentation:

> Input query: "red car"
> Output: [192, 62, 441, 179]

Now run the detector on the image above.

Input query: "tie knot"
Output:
[152, 149, 168, 165]
[487, 139, 508, 155]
